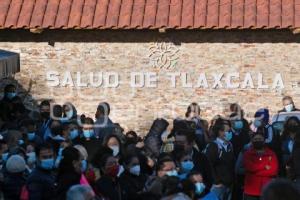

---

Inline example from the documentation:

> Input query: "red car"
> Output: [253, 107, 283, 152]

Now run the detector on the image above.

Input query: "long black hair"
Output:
[58, 146, 80, 175]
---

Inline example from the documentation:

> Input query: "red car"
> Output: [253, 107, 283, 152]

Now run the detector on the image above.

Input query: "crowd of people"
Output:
[0, 83, 300, 200]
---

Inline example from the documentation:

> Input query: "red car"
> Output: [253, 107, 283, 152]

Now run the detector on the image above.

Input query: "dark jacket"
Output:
[94, 176, 125, 200]
[94, 116, 115, 141]
[290, 147, 300, 180]
[56, 171, 81, 200]
[119, 171, 147, 200]
[27, 167, 56, 200]
[192, 148, 213, 188]
[204, 140, 235, 186]
[79, 138, 102, 162]
[3, 172, 26, 200]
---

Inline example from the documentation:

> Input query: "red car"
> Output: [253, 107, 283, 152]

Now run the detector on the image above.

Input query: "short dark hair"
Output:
[156, 156, 174, 172]
[4, 84, 15, 93]
[40, 100, 50, 107]
[212, 118, 231, 137]
[35, 142, 54, 157]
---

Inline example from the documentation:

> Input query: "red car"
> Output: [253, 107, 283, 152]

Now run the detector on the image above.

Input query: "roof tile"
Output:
[1, 0, 300, 30]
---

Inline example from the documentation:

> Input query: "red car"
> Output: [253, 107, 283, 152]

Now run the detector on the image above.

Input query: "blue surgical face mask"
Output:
[6, 92, 16, 100]
[285, 104, 294, 112]
[19, 139, 25, 145]
[234, 121, 243, 130]
[129, 165, 141, 176]
[288, 140, 294, 153]
[195, 182, 206, 195]
[69, 129, 79, 140]
[109, 145, 120, 157]
[254, 119, 262, 128]
[2, 152, 9, 161]
[27, 152, 36, 164]
[60, 118, 69, 123]
[65, 110, 73, 119]
[27, 132, 36, 141]
[40, 158, 54, 170]
[83, 130, 93, 139]
[181, 160, 194, 173]
[81, 160, 88, 172]
[166, 169, 178, 177]
[224, 131, 233, 141]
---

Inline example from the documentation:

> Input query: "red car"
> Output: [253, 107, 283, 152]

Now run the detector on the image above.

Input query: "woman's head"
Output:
[212, 118, 231, 140]
[123, 154, 140, 176]
[185, 103, 200, 118]
[283, 116, 300, 139]
[58, 146, 81, 174]
[103, 134, 122, 157]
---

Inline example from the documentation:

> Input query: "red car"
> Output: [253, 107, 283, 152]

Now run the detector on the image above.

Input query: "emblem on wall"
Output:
[149, 39, 179, 69]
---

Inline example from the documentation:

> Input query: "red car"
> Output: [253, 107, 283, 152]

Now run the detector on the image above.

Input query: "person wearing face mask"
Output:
[36, 100, 52, 140]
[229, 113, 250, 159]
[103, 134, 124, 177]
[243, 132, 279, 200]
[185, 102, 210, 152]
[62, 102, 78, 122]
[252, 109, 281, 160]
[94, 102, 115, 141]
[22, 119, 42, 147]
[3, 155, 27, 200]
[27, 143, 56, 200]
[278, 96, 299, 113]
[184, 171, 218, 200]
[204, 118, 235, 200]
[280, 117, 300, 176]
[79, 117, 102, 163]
[94, 149, 125, 200]
[144, 156, 178, 198]
[0, 84, 23, 121]
[68, 122, 81, 144]
[172, 120, 212, 189]
[175, 150, 194, 181]
[119, 154, 147, 200]
[56, 146, 82, 200]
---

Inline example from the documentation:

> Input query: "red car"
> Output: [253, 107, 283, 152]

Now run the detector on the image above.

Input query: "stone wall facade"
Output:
[0, 30, 300, 134]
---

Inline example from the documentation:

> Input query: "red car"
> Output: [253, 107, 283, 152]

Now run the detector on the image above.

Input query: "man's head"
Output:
[36, 143, 55, 170]
[251, 132, 265, 150]
[95, 102, 110, 119]
[175, 130, 195, 154]
[156, 156, 177, 178]
[40, 100, 50, 119]
[282, 96, 295, 112]
[4, 84, 16, 100]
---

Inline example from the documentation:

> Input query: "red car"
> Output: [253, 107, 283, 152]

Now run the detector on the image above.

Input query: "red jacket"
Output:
[243, 147, 278, 196]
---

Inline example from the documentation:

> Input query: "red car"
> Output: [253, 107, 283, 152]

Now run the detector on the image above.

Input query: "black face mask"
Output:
[287, 125, 299, 133]
[252, 141, 265, 150]
[126, 137, 137, 144]
[174, 144, 185, 152]
[41, 112, 50, 119]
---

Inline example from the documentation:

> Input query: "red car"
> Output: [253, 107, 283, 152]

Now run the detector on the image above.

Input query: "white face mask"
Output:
[109, 145, 120, 156]
[285, 104, 294, 112]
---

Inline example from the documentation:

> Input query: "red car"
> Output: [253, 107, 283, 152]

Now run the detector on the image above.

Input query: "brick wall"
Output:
[0, 30, 300, 134]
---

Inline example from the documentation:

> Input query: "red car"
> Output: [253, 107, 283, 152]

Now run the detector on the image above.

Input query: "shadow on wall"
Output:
[0, 29, 300, 44]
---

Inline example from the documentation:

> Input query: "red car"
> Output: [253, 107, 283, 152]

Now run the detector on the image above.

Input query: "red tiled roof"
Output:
[0, 0, 300, 30]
